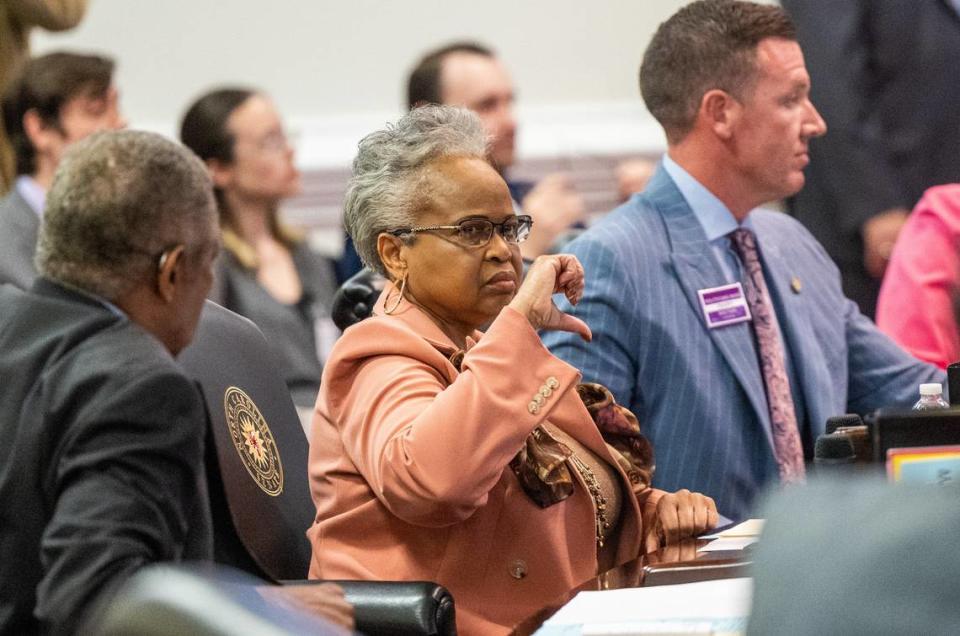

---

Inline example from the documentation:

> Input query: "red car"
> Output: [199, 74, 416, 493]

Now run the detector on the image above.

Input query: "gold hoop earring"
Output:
[384, 274, 407, 315]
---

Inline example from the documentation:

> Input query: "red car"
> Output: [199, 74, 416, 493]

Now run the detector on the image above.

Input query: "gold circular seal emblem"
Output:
[223, 386, 284, 496]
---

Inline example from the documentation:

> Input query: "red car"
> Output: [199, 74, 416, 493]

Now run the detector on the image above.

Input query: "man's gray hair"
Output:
[36, 130, 216, 299]
[344, 105, 488, 276]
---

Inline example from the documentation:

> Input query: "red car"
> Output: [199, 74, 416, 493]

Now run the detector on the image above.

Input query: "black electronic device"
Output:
[867, 408, 960, 462]
[948, 362, 960, 407]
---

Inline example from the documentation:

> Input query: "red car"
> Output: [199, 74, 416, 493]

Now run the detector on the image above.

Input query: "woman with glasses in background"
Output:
[306, 106, 718, 635]
[180, 88, 338, 413]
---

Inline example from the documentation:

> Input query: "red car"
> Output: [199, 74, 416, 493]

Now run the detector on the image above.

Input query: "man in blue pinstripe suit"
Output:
[543, 0, 944, 520]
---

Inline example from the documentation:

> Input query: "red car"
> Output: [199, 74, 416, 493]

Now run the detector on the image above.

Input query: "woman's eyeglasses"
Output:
[389, 215, 533, 247]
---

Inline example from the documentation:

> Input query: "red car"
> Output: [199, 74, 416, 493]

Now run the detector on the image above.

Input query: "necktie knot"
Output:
[729, 227, 759, 266]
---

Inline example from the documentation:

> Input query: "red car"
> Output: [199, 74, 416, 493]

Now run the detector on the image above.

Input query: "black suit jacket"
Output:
[782, 0, 960, 315]
[0, 279, 213, 635]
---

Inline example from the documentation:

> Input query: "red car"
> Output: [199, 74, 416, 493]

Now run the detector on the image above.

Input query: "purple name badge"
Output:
[697, 282, 752, 329]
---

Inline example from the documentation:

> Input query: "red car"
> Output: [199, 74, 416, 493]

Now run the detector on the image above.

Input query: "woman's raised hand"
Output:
[509, 254, 592, 342]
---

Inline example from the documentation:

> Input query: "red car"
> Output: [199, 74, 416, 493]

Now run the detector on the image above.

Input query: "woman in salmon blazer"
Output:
[307, 106, 718, 634]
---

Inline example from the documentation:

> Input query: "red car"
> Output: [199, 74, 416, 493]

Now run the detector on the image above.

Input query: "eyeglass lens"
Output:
[458, 217, 530, 245]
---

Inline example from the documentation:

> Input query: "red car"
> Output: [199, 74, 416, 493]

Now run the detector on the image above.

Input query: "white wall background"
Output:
[30, 0, 700, 166]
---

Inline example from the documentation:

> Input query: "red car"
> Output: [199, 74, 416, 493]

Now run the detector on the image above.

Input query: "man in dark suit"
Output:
[544, 0, 943, 520]
[0, 129, 220, 634]
[780, 0, 960, 318]
[0, 51, 125, 288]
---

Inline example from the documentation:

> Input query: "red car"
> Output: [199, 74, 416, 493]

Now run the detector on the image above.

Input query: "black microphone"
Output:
[814, 432, 855, 472]
[825, 413, 863, 434]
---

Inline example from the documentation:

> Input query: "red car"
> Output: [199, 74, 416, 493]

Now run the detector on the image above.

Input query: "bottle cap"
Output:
[920, 383, 944, 396]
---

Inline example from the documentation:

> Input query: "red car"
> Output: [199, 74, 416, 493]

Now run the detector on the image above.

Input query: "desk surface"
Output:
[510, 540, 752, 635]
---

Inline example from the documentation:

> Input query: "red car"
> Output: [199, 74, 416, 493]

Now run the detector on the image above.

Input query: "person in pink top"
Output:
[306, 105, 718, 635]
[877, 185, 960, 370]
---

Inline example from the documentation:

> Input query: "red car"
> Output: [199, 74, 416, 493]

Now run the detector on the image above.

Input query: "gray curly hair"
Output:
[36, 129, 216, 299]
[343, 105, 488, 277]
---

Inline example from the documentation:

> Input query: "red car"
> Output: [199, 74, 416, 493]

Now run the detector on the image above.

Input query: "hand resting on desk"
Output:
[645, 489, 719, 552]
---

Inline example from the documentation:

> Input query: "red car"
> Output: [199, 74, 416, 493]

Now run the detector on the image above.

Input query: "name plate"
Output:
[887, 445, 960, 485]
[698, 282, 752, 329]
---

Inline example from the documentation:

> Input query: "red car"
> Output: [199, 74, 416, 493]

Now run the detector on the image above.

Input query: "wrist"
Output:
[508, 295, 539, 330]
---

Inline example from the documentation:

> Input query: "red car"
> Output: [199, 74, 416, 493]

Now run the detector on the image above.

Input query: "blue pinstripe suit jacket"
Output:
[543, 165, 944, 520]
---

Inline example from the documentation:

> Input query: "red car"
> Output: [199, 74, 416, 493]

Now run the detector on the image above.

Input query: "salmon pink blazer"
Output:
[307, 289, 659, 634]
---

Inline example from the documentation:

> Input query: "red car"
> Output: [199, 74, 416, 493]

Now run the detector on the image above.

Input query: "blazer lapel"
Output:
[647, 169, 774, 443]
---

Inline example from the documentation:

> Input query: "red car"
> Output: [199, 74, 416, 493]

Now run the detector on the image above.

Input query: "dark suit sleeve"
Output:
[782, 0, 908, 232]
[34, 368, 209, 634]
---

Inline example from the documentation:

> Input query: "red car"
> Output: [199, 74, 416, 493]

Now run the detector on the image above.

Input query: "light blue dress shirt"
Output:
[660, 154, 809, 440]
[15, 175, 45, 218]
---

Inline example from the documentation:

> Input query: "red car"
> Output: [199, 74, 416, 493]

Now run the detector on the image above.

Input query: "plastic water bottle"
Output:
[913, 383, 950, 410]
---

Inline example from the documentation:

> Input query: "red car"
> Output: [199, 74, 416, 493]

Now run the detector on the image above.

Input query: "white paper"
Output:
[538, 577, 753, 632]
[697, 537, 757, 552]
[701, 519, 765, 539]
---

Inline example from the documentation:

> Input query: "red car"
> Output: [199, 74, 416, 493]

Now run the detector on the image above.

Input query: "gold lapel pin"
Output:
[790, 276, 802, 294]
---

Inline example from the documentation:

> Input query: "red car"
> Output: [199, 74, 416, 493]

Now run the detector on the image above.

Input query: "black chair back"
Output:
[178, 301, 315, 581]
[180, 301, 459, 635]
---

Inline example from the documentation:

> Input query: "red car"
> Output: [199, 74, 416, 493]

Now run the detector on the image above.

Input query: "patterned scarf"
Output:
[448, 350, 655, 508]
